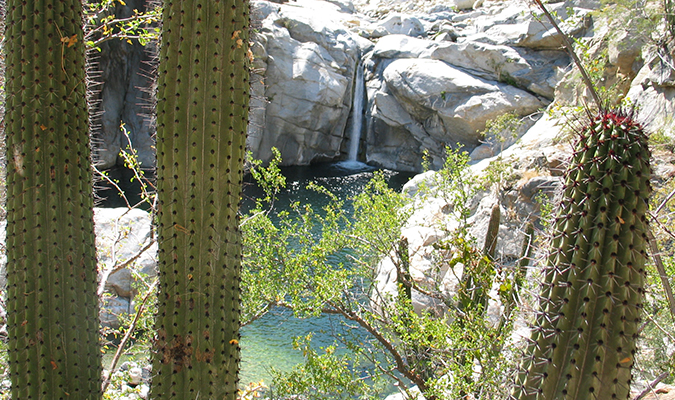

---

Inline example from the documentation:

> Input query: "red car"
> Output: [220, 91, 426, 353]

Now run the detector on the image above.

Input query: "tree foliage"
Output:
[240, 149, 519, 399]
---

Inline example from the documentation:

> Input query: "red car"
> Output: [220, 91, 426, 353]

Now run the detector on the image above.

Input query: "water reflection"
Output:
[240, 162, 414, 387]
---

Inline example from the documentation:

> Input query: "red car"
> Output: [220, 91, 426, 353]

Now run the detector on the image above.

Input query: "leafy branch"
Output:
[84, 1, 161, 49]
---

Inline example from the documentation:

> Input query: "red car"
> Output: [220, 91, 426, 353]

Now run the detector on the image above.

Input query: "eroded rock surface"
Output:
[246, 0, 598, 171]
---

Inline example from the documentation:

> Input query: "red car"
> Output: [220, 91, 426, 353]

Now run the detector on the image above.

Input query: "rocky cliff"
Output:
[245, 0, 597, 171]
[89, 0, 157, 170]
[92, 0, 674, 176]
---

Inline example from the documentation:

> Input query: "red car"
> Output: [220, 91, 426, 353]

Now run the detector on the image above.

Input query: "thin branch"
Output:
[650, 211, 675, 240]
[531, 0, 603, 109]
[239, 210, 266, 227]
[241, 302, 276, 327]
[645, 313, 675, 343]
[84, 13, 158, 40]
[646, 227, 675, 322]
[97, 239, 157, 297]
[239, 382, 267, 399]
[274, 298, 429, 394]
[324, 300, 437, 399]
[655, 186, 675, 216]
[101, 279, 158, 394]
[656, 49, 675, 75]
[94, 164, 132, 209]
[636, 304, 662, 336]
[90, 34, 154, 47]
[633, 371, 669, 400]
[355, 344, 410, 392]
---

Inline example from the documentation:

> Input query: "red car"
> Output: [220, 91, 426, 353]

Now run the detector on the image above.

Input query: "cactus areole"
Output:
[4, 1, 102, 399]
[151, 0, 250, 399]
[514, 110, 652, 400]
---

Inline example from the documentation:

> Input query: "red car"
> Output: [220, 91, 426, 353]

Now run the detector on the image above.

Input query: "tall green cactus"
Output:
[150, 0, 250, 398]
[513, 110, 651, 400]
[4, 1, 101, 398]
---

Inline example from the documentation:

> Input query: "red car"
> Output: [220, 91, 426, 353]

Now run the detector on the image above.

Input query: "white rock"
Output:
[422, 42, 568, 99]
[384, 385, 425, 400]
[100, 296, 131, 329]
[372, 34, 435, 59]
[139, 384, 150, 399]
[106, 268, 135, 298]
[469, 143, 495, 161]
[245, 0, 600, 171]
[461, 2, 593, 49]
[128, 367, 143, 386]
[449, 0, 478, 10]
[627, 47, 675, 138]
[401, 170, 438, 198]
[325, 0, 357, 13]
[250, 0, 367, 166]
[376, 13, 425, 36]
[367, 58, 546, 170]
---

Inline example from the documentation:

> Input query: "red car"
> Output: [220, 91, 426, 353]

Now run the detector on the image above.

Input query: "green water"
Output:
[239, 162, 414, 387]
[240, 308, 353, 384]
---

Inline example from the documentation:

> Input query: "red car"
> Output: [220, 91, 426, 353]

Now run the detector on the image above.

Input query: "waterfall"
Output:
[347, 62, 365, 161]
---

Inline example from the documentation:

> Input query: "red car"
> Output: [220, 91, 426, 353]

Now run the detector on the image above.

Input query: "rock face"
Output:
[627, 43, 675, 136]
[375, 114, 569, 325]
[245, 0, 593, 171]
[248, 0, 369, 165]
[89, 0, 156, 170]
[90, 0, 600, 173]
[365, 53, 547, 171]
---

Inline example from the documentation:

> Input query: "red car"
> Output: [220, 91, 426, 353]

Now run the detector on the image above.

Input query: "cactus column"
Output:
[513, 110, 652, 400]
[4, 1, 101, 399]
[150, 0, 250, 398]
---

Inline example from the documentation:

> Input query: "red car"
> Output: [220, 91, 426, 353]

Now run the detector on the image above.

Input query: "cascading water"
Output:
[347, 61, 365, 161]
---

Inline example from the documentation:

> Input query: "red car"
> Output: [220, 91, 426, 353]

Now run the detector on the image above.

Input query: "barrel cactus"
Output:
[4, 0, 101, 398]
[150, 0, 250, 398]
[513, 110, 652, 400]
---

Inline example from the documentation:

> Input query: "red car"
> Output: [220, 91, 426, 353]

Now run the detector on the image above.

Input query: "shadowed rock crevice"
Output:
[89, 0, 157, 170]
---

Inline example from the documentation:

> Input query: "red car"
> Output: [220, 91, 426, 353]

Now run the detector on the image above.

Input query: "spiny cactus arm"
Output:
[151, 0, 250, 398]
[4, 1, 101, 398]
[566, 126, 650, 399]
[515, 113, 651, 400]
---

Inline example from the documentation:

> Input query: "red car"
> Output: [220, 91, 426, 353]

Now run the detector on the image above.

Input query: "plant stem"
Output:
[633, 371, 669, 400]
[102, 280, 158, 394]
[531, 0, 603, 109]
[646, 228, 675, 321]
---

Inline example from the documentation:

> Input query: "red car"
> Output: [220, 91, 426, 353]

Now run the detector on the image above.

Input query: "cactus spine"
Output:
[150, 0, 250, 398]
[514, 111, 652, 400]
[4, 1, 101, 398]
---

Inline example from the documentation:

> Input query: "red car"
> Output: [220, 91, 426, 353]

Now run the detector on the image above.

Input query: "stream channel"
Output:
[239, 161, 414, 388]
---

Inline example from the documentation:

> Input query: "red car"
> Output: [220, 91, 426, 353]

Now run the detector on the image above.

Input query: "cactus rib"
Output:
[4, 1, 101, 398]
[514, 110, 652, 400]
[150, 0, 251, 398]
